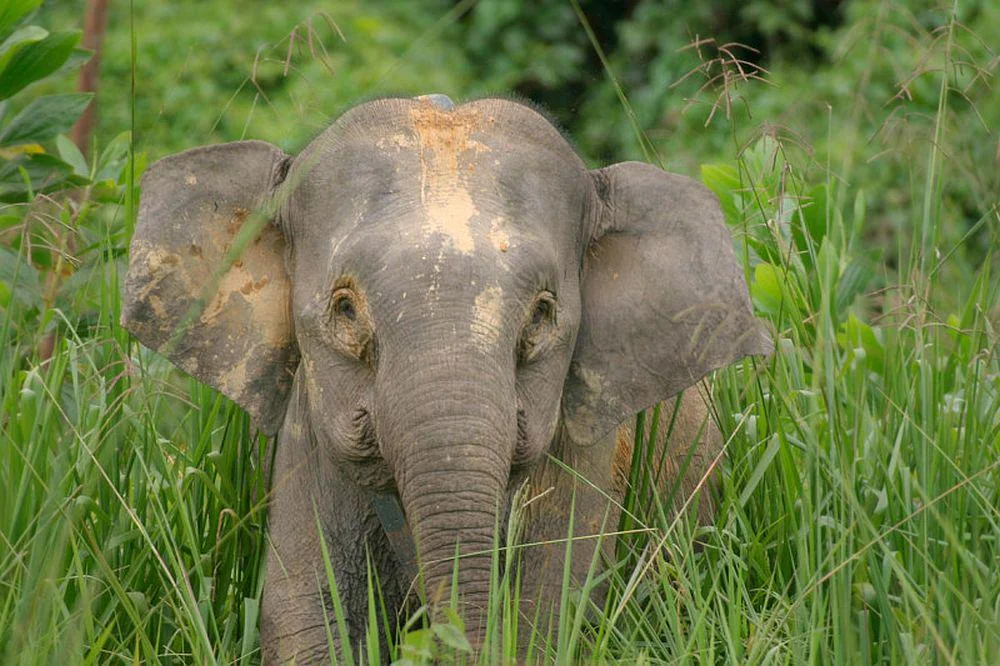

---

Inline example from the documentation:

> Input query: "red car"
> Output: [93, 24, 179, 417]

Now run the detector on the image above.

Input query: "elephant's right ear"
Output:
[122, 140, 299, 435]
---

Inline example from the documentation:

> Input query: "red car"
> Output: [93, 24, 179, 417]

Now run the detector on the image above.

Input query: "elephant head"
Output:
[121, 96, 770, 642]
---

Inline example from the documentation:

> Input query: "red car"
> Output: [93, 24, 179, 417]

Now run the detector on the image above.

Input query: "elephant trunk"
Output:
[376, 356, 516, 633]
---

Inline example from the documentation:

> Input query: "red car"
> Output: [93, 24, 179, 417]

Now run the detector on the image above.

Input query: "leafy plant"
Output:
[0, 0, 92, 202]
[0, 1, 136, 376]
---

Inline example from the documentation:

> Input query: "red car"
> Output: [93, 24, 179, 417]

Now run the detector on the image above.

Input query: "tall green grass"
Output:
[2, 2, 998, 665]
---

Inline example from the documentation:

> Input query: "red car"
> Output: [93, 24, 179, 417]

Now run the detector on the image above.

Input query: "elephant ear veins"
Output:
[408, 102, 491, 255]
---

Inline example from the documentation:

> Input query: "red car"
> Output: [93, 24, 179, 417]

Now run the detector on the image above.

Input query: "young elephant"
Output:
[122, 95, 770, 663]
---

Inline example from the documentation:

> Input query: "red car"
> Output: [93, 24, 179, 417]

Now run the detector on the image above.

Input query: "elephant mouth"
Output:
[511, 405, 552, 469]
[337, 407, 396, 490]
[514, 408, 529, 460]
[371, 492, 420, 584]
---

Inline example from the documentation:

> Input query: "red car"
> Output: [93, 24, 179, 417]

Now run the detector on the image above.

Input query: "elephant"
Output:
[121, 94, 771, 663]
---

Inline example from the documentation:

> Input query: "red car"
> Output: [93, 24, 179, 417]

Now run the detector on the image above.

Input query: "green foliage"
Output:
[40, 0, 478, 157]
[0, 351, 271, 664]
[0, 3, 91, 202]
[0, 29, 82, 99]
[0, 92, 91, 146]
[0, 0, 43, 40]
[0, 1, 127, 365]
[0, 131, 131, 333]
[604, 123, 998, 664]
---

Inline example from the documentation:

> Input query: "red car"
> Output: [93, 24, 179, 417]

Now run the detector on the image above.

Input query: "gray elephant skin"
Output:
[121, 95, 771, 663]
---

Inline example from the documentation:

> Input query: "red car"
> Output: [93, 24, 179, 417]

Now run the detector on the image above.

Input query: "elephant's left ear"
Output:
[563, 161, 771, 444]
[121, 141, 299, 435]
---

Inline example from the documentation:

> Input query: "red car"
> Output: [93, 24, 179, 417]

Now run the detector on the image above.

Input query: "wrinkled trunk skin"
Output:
[375, 354, 516, 641]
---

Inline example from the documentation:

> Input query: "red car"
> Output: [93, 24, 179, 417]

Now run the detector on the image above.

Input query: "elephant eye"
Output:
[531, 298, 553, 326]
[531, 293, 556, 327]
[325, 283, 374, 366]
[333, 292, 357, 321]
[520, 292, 557, 363]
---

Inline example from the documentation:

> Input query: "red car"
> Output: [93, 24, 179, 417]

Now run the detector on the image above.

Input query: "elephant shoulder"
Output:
[609, 385, 722, 524]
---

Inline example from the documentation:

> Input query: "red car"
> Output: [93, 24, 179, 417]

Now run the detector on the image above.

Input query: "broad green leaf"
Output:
[56, 134, 88, 178]
[239, 597, 259, 663]
[432, 610, 471, 653]
[95, 131, 131, 182]
[0, 142, 43, 158]
[399, 627, 436, 660]
[0, 152, 80, 201]
[751, 262, 783, 316]
[0, 245, 42, 310]
[61, 45, 93, 73]
[0, 25, 46, 75]
[738, 434, 780, 508]
[835, 254, 876, 316]
[0, 24, 45, 52]
[838, 314, 885, 375]
[0, 93, 92, 146]
[0, 213, 19, 231]
[801, 184, 829, 245]
[0, 0, 42, 41]
[0, 30, 82, 99]
[945, 313, 973, 360]
[700, 162, 741, 226]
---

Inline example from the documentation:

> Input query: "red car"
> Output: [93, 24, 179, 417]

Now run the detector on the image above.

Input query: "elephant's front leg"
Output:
[260, 392, 406, 664]
[514, 391, 723, 652]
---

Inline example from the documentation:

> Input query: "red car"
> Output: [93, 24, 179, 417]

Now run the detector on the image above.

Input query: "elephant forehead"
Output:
[408, 103, 488, 254]
[297, 98, 587, 257]
[368, 104, 502, 256]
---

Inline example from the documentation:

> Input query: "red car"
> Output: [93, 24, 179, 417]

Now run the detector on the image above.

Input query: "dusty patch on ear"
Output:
[120, 140, 299, 435]
[122, 140, 299, 436]
[408, 103, 491, 254]
[127, 202, 294, 365]
[128, 245, 189, 308]
[198, 204, 295, 353]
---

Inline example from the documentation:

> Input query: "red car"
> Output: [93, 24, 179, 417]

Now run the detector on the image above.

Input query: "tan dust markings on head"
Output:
[489, 217, 510, 252]
[471, 286, 504, 347]
[408, 104, 490, 255]
[376, 133, 416, 151]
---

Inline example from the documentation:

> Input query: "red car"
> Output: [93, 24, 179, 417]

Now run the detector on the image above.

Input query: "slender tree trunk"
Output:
[39, 0, 111, 362]
[70, 0, 110, 157]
